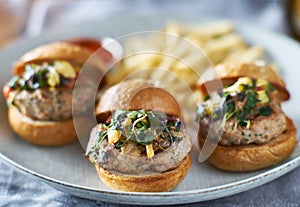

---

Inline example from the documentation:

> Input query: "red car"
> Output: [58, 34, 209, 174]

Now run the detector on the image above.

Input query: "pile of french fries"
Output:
[105, 21, 274, 122]
[117, 21, 269, 87]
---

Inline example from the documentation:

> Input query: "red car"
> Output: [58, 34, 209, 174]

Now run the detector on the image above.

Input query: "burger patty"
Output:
[200, 104, 287, 146]
[13, 87, 92, 121]
[87, 127, 192, 174]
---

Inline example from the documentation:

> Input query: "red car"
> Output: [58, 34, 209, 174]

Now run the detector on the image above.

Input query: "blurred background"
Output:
[1, 1, 300, 206]
[0, 0, 299, 47]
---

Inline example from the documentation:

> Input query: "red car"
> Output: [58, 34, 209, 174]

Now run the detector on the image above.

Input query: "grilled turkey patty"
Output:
[200, 104, 287, 146]
[13, 87, 91, 121]
[87, 127, 192, 175]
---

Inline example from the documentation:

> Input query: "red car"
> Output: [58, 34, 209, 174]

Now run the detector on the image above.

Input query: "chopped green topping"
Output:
[257, 106, 273, 116]
[5, 61, 76, 92]
[203, 94, 210, 101]
[197, 77, 276, 130]
[134, 128, 155, 145]
[244, 91, 260, 110]
[4, 61, 77, 106]
[267, 83, 275, 92]
[86, 110, 182, 157]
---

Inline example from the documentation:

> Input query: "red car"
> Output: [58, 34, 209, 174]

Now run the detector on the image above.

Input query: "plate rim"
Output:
[1, 151, 300, 205]
[1, 15, 300, 204]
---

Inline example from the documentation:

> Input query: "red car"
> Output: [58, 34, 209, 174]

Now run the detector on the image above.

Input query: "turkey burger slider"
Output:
[197, 63, 297, 172]
[3, 42, 104, 146]
[86, 79, 192, 192]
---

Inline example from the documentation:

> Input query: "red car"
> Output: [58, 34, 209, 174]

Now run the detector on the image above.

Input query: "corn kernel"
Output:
[146, 144, 154, 158]
[108, 129, 120, 144]
[257, 90, 270, 103]
[226, 77, 252, 92]
[256, 78, 268, 87]
[47, 69, 60, 87]
[53, 60, 76, 78]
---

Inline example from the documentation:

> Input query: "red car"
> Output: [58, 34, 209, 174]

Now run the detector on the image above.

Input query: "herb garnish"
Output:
[4, 61, 77, 106]
[86, 110, 182, 158]
[197, 77, 276, 130]
[5, 61, 76, 92]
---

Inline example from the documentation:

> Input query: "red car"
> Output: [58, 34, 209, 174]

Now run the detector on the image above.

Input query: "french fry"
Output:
[148, 67, 172, 82]
[123, 53, 161, 73]
[166, 21, 233, 39]
[238, 46, 264, 63]
[172, 53, 211, 87]
[223, 47, 248, 63]
[115, 21, 278, 90]
[172, 66, 199, 87]
[173, 53, 212, 73]
[184, 34, 205, 49]
[223, 45, 264, 64]
[158, 37, 193, 70]
[144, 33, 166, 51]
[204, 33, 246, 64]
[191, 21, 233, 37]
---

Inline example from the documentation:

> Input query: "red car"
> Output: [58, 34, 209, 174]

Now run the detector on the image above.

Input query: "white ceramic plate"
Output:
[0, 15, 300, 205]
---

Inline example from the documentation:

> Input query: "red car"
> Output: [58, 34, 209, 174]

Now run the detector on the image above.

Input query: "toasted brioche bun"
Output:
[96, 79, 181, 119]
[198, 63, 290, 102]
[13, 42, 105, 75]
[8, 106, 82, 146]
[199, 116, 297, 172]
[93, 155, 191, 192]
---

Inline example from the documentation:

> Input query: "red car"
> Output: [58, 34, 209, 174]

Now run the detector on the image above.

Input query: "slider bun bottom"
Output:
[93, 155, 191, 192]
[8, 106, 80, 146]
[199, 116, 297, 172]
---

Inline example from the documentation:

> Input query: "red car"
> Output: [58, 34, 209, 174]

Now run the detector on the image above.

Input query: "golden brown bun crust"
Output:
[8, 106, 79, 146]
[94, 155, 191, 192]
[96, 79, 182, 119]
[199, 116, 297, 172]
[13, 42, 104, 75]
[198, 63, 290, 102]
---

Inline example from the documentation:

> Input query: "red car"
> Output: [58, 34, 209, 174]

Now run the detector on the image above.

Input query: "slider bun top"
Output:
[197, 63, 290, 102]
[96, 79, 182, 120]
[13, 42, 105, 75]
